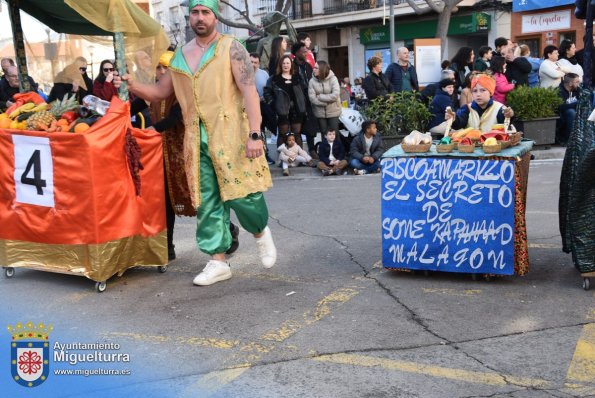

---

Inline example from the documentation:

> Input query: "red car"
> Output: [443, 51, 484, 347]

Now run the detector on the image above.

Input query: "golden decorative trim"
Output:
[0, 231, 167, 282]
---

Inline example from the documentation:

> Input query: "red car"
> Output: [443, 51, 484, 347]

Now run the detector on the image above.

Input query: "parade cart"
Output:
[381, 141, 533, 279]
[0, 0, 170, 292]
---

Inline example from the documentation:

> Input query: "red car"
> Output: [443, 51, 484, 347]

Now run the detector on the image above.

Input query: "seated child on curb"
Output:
[349, 120, 385, 175]
[317, 129, 348, 176]
[277, 133, 312, 176]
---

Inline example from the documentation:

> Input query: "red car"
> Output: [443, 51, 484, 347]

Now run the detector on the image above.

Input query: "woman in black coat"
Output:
[362, 56, 390, 101]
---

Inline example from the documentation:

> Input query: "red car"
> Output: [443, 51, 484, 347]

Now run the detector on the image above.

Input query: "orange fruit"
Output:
[9, 120, 19, 129]
[56, 118, 69, 126]
[0, 113, 9, 119]
[0, 118, 11, 129]
[74, 123, 90, 133]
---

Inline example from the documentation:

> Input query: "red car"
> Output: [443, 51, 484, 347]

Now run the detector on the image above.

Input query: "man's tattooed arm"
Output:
[230, 40, 255, 86]
[229, 40, 262, 137]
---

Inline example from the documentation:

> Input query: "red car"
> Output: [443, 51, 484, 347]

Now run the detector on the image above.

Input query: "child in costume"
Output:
[446, 73, 514, 132]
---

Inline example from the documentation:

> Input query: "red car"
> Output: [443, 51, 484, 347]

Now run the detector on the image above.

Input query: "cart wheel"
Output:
[158, 265, 167, 273]
[423, 270, 429, 277]
[583, 278, 591, 291]
[95, 281, 107, 293]
[484, 274, 492, 282]
[4, 267, 15, 278]
[471, 273, 478, 281]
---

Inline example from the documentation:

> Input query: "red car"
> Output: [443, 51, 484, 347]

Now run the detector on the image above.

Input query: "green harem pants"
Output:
[196, 126, 269, 255]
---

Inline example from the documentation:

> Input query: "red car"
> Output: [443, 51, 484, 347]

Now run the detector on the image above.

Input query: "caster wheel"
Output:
[95, 281, 107, 293]
[583, 278, 591, 291]
[4, 267, 15, 278]
[158, 265, 167, 273]
[423, 270, 429, 277]
[471, 273, 478, 281]
[484, 275, 492, 282]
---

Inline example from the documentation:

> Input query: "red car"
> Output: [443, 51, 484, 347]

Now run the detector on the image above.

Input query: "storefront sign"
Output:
[360, 26, 390, 45]
[361, 13, 491, 44]
[381, 158, 515, 275]
[364, 48, 391, 73]
[521, 10, 571, 33]
[513, 0, 574, 12]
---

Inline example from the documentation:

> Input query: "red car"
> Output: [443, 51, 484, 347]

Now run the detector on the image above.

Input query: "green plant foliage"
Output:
[361, 92, 432, 136]
[506, 86, 563, 120]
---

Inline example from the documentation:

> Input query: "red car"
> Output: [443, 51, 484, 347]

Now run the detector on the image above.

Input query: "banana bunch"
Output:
[8, 102, 47, 119]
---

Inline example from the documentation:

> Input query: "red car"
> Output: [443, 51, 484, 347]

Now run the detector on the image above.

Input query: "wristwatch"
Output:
[249, 131, 260, 140]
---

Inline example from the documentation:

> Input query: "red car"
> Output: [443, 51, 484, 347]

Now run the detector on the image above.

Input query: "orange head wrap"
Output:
[470, 74, 496, 95]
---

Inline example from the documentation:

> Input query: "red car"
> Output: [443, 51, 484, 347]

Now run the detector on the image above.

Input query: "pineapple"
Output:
[49, 93, 80, 118]
[26, 111, 56, 130]
[26, 93, 79, 131]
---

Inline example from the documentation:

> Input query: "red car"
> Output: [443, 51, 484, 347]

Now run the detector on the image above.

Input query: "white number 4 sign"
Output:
[12, 135, 55, 207]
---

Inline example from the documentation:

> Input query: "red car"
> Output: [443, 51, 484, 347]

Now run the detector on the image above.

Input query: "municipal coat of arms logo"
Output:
[7, 321, 52, 387]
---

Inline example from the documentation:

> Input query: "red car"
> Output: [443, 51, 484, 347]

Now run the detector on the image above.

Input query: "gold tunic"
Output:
[168, 35, 272, 208]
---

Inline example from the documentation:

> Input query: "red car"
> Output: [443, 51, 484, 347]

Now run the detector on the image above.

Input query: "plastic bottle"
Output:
[82, 95, 111, 116]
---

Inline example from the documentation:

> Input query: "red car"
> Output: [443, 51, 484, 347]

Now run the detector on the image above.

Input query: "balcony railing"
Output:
[290, 0, 406, 19]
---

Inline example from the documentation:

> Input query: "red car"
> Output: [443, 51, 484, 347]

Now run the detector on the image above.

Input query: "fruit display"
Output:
[451, 127, 482, 142]
[0, 93, 102, 133]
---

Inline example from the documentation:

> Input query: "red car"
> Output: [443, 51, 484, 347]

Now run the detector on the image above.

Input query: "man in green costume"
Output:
[116, 0, 276, 286]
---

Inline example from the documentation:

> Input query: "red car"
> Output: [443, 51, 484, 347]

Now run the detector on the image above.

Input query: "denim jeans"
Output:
[349, 158, 380, 173]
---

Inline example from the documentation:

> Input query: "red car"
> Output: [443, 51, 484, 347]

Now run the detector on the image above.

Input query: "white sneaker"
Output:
[255, 226, 277, 268]
[193, 260, 232, 286]
[355, 169, 366, 175]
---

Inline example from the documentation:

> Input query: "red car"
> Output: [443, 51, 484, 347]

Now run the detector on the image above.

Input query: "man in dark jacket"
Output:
[385, 47, 418, 93]
[292, 41, 318, 158]
[557, 73, 581, 146]
[504, 46, 531, 86]
[0, 65, 37, 110]
[575, 35, 595, 88]
[317, 129, 348, 176]
[349, 120, 385, 175]
[362, 56, 390, 101]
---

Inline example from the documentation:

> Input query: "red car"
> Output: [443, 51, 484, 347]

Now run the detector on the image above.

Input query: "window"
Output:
[517, 37, 540, 59]
[559, 31, 576, 45]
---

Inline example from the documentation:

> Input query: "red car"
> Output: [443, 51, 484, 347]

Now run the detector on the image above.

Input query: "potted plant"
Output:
[506, 86, 563, 146]
[361, 91, 432, 148]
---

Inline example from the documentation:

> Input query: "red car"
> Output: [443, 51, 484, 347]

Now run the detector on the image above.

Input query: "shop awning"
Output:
[360, 12, 491, 45]
[13, 0, 162, 37]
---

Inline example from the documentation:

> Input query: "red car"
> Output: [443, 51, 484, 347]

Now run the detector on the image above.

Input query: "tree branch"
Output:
[217, 14, 257, 31]
[220, 0, 255, 26]
[281, 0, 293, 15]
[404, 0, 434, 15]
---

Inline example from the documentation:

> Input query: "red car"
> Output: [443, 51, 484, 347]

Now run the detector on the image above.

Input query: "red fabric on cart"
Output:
[0, 97, 166, 245]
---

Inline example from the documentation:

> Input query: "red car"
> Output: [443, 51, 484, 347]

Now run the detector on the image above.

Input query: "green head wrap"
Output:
[188, 0, 219, 17]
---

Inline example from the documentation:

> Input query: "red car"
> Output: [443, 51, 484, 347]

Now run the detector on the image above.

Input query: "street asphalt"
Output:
[1, 145, 593, 398]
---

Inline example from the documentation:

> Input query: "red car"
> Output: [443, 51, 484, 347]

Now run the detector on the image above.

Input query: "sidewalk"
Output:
[266, 141, 566, 179]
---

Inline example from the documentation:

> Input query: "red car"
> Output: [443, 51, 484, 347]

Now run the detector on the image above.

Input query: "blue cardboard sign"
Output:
[381, 157, 516, 275]
[512, 0, 574, 12]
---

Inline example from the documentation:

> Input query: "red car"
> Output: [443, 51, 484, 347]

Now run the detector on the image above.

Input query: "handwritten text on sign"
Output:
[381, 157, 516, 274]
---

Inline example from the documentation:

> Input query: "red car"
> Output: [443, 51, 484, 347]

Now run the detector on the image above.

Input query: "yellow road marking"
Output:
[527, 243, 562, 249]
[191, 367, 250, 394]
[422, 288, 482, 296]
[105, 332, 238, 350]
[313, 353, 554, 388]
[181, 286, 362, 397]
[566, 324, 595, 384]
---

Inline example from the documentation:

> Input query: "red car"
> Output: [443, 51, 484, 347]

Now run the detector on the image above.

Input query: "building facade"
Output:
[510, 0, 585, 58]
[288, 0, 512, 83]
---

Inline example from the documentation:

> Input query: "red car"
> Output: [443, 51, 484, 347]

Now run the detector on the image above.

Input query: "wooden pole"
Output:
[7, 0, 31, 92]
[113, 32, 129, 101]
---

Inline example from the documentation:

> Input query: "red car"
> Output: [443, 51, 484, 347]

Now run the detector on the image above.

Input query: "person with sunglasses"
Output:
[47, 56, 92, 104]
[92, 59, 119, 101]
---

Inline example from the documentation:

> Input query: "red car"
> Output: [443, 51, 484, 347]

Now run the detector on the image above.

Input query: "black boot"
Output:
[226, 223, 240, 254]
[168, 244, 176, 261]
